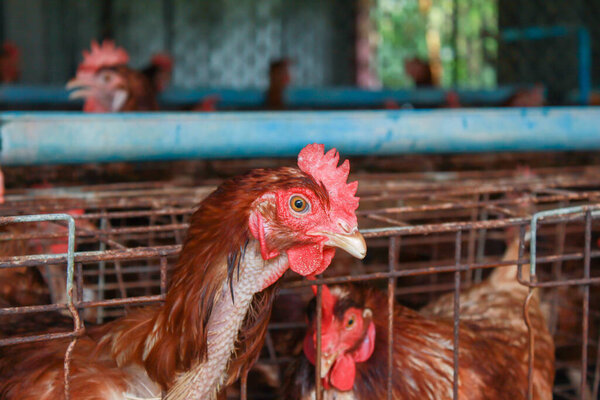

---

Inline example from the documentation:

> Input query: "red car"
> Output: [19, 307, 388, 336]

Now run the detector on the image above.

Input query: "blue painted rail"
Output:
[0, 108, 599, 165]
[0, 85, 521, 108]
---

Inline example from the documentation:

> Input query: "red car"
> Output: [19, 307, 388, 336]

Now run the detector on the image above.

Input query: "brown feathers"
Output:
[108, 66, 159, 111]
[1, 166, 334, 399]
[286, 256, 555, 400]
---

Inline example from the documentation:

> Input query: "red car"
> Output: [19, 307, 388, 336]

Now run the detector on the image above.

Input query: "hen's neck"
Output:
[165, 241, 288, 400]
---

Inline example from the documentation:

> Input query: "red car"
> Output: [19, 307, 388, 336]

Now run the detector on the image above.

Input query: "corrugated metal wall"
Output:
[2, 0, 356, 88]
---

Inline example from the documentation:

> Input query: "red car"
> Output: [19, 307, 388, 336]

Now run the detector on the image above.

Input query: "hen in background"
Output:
[287, 235, 554, 399]
[141, 52, 173, 94]
[67, 40, 158, 112]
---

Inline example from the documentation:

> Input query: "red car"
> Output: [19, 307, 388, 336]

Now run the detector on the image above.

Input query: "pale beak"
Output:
[320, 352, 338, 378]
[318, 230, 367, 259]
[66, 77, 95, 99]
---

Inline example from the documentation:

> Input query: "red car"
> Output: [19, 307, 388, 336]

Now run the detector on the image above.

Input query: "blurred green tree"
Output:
[373, 0, 498, 89]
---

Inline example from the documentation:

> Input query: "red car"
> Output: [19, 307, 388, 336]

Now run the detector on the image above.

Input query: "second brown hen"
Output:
[286, 237, 555, 399]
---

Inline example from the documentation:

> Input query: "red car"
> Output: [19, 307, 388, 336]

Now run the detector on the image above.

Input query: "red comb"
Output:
[77, 40, 129, 75]
[298, 144, 359, 224]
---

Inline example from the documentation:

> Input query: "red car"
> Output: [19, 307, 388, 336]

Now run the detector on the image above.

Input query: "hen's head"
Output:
[67, 40, 131, 112]
[247, 144, 365, 286]
[182, 144, 365, 290]
[303, 285, 376, 391]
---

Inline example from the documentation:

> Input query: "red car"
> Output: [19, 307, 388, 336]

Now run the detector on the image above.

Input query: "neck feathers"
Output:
[100, 169, 313, 394]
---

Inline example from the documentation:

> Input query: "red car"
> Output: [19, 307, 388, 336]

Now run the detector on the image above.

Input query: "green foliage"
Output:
[373, 0, 498, 89]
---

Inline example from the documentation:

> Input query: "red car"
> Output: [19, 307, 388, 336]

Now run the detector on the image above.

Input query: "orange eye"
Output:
[346, 315, 356, 329]
[289, 195, 309, 214]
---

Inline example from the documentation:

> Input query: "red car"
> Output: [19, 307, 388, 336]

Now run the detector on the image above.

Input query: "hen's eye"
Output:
[346, 315, 355, 329]
[101, 73, 111, 83]
[289, 195, 310, 214]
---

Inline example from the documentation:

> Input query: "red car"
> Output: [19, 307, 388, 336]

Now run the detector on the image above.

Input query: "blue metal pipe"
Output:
[0, 85, 520, 108]
[1, 108, 599, 166]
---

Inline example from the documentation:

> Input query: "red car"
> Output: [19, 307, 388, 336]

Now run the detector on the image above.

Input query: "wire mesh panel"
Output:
[0, 168, 599, 398]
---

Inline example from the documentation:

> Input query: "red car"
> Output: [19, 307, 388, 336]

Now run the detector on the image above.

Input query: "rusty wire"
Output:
[0, 169, 599, 399]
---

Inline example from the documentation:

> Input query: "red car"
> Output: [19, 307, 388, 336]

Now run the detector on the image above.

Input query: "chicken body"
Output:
[0, 144, 366, 400]
[287, 241, 555, 399]
[266, 59, 291, 110]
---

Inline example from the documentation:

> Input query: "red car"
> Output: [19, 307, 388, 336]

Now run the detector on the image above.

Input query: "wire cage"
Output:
[0, 166, 599, 399]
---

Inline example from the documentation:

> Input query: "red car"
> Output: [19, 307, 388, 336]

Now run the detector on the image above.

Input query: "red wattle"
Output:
[286, 242, 323, 276]
[287, 243, 335, 277]
[312, 247, 336, 277]
[352, 321, 376, 362]
[329, 354, 356, 391]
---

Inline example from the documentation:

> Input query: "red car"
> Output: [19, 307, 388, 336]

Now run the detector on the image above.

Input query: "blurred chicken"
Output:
[504, 84, 545, 107]
[0, 41, 20, 197]
[0, 224, 48, 307]
[266, 58, 292, 110]
[404, 57, 434, 88]
[0, 42, 19, 83]
[286, 236, 555, 399]
[0, 209, 97, 321]
[141, 52, 173, 94]
[67, 40, 158, 112]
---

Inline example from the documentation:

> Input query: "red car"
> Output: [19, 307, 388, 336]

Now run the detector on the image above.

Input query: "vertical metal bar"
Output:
[63, 214, 79, 400]
[430, 236, 439, 302]
[114, 261, 127, 300]
[76, 262, 83, 313]
[97, 214, 108, 323]
[315, 282, 323, 400]
[466, 201, 478, 286]
[160, 256, 168, 295]
[264, 330, 280, 384]
[519, 224, 535, 400]
[516, 225, 526, 282]
[475, 193, 489, 283]
[549, 205, 567, 336]
[171, 213, 183, 244]
[240, 369, 248, 400]
[581, 210, 591, 398]
[453, 230, 462, 400]
[146, 214, 157, 296]
[387, 236, 399, 400]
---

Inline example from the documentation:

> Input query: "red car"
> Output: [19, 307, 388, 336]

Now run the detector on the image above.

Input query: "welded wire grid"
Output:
[0, 168, 600, 398]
